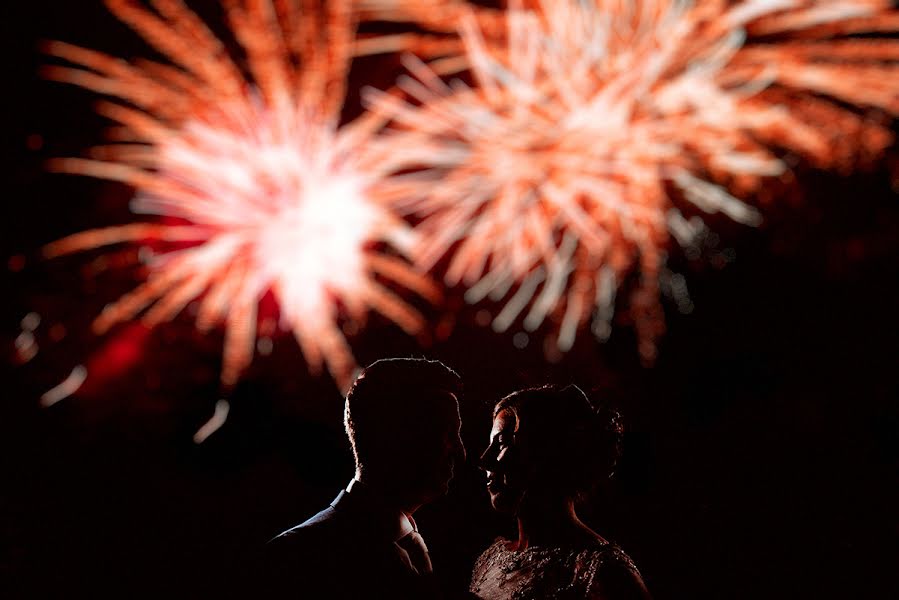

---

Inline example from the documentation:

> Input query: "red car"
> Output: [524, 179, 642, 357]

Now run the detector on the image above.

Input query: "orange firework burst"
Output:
[367, 0, 899, 361]
[43, 0, 439, 390]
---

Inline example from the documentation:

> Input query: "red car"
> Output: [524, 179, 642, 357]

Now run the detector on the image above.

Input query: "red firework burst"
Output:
[43, 0, 439, 390]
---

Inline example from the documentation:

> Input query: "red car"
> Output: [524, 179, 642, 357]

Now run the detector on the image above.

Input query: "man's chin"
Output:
[420, 478, 452, 502]
[488, 491, 519, 513]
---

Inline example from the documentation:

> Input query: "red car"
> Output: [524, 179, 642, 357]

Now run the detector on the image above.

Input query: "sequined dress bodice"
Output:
[469, 538, 639, 600]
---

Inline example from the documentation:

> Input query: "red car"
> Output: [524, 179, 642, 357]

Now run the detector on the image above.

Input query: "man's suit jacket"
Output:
[263, 484, 438, 599]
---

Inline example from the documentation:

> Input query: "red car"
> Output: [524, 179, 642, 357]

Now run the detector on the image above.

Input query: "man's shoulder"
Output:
[259, 506, 356, 597]
[268, 506, 346, 550]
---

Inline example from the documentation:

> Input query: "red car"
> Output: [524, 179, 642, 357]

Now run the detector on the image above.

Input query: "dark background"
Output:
[3, 2, 898, 598]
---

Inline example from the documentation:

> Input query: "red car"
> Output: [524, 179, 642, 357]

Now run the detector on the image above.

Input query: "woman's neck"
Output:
[512, 497, 601, 550]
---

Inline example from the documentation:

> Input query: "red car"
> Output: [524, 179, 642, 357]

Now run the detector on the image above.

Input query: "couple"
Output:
[265, 358, 650, 599]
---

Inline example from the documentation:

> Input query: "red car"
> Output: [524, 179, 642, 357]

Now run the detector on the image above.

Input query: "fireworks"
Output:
[351, 0, 507, 78]
[43, 0, 439, 390]
[40, 0, 899, 390]
[367, 0, 899, 361]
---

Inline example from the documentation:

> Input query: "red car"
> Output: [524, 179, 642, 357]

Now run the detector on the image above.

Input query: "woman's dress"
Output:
[470, 538, 644, 600]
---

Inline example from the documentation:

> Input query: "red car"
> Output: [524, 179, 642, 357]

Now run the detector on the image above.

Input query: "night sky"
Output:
[3, 2, 898, 598]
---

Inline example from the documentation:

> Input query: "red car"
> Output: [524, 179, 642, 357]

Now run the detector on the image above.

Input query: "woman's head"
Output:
[480, 384, 622, 514]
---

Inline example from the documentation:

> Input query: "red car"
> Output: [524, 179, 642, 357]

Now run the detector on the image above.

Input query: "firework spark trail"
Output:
[193, 399, 231, 444]
[40, 366, 89, 407]
[367, 0, 899, 361]
[351, 0, 507, 75]
[354, 0, 505, 40]
[43, 0, 440, 391]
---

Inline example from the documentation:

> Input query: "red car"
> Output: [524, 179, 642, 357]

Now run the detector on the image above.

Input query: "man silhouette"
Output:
[264, 358, 466, 599]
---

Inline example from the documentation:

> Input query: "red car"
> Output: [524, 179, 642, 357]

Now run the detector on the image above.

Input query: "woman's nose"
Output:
[479, 444, 496, 471]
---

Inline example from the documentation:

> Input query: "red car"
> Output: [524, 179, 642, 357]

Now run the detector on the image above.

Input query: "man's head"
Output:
[344, 358, 466, 511]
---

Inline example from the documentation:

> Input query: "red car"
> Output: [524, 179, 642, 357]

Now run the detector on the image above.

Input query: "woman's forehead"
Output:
[491, 407, 518, 434]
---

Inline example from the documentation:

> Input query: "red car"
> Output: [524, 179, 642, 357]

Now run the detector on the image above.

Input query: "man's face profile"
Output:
[405, 391, 466, 502]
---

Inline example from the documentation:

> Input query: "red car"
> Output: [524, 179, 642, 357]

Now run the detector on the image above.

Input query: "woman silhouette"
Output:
[470, 385, 650, 599]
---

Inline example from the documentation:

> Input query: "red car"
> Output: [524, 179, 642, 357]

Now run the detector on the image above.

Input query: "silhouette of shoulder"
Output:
[266, 503, 364, 566]
[264, 496, 425, 599]
[270, 506, 341, 545]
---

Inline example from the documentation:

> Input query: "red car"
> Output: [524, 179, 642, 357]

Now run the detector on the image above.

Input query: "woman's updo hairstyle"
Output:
[494, 384, 623, 499]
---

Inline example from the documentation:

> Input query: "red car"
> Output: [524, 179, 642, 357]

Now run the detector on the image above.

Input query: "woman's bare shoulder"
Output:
[579, 542, 651, 600]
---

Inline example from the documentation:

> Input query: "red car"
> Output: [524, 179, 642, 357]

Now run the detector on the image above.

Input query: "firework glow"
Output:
[366, 0, 899, 361]
[43, 0, 440, 390]
[39, 0, 899, 393]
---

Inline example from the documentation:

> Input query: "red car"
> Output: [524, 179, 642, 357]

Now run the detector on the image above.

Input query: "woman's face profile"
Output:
[481, 407, 528, 513]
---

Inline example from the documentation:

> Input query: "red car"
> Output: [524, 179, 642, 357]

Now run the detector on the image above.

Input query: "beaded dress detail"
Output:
[470, 538, 640, 600]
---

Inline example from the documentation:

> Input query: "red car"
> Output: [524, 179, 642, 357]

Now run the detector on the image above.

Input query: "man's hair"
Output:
[494, 384, 623, 498]
[344, 358, 463, 473]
